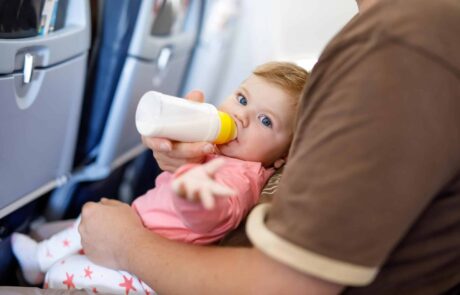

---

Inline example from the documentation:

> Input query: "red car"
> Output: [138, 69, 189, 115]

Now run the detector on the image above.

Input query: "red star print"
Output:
[118, 275, 137, 295]
[138, 279, 151, 295]
[62, 272, 75, 289]
[84, 266, 93, 279]
[63, 239, 70, 247]
[92, 287, 98, 293]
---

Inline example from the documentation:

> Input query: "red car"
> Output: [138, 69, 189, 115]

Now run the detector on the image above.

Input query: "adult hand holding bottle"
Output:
[141, 90, 218, 172]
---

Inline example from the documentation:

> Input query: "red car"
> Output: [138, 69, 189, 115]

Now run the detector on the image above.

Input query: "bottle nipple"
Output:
[214, 112, 237, 144]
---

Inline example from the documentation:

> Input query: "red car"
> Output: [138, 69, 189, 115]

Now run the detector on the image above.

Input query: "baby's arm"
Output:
[172, 158, 235, 209]
[170, 158, 260, 236]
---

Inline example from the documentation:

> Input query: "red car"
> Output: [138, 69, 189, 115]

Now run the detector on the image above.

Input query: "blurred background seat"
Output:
[0, 0, 90, 283]
[46, 0, 205, 220]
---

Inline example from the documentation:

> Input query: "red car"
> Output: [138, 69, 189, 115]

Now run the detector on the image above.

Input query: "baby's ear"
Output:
[273, 158, 286, 169]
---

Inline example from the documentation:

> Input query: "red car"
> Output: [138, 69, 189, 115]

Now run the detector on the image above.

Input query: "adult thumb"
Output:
[185, 90, 205, 103]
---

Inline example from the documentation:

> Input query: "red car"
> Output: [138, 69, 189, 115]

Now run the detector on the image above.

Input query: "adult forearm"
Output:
[79, 199, 342, 293]
[122, 229, 343, 295]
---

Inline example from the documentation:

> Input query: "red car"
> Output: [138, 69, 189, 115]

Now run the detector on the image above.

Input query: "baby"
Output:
[12, 61, 309, 294]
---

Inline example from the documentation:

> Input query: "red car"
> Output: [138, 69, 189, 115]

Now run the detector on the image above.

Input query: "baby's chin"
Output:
[216, 143, 273, 167]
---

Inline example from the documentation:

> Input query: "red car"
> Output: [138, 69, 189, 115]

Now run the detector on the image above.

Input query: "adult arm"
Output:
[142, 90, 217, 172]
[79, 199, 343, 295]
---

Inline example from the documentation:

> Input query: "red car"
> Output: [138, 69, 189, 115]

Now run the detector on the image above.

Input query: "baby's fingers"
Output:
[199, 189, 215, 210]
[203, 158, 226, 175]
[172, 179, 191, 199]
[172, 179, 182, 195]
[209, 182, 235, 197]
[199, 181, 235, 210]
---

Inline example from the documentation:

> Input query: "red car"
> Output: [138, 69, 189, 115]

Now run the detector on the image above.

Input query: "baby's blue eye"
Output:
[238, 95, 247, 106]
[259, 115, 272, 128]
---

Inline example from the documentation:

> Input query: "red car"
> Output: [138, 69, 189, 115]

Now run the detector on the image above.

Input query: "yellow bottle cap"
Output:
[215, 111, 237, 144]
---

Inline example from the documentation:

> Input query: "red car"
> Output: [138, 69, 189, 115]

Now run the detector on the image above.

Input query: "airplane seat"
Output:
[57, 0, 143, 219]
[74, 0, 142, 166]
[116, 150, 161, 205]
[181, 0, 240, 105]
[0, 0, 91, 284]
[45, 0, 205, 220]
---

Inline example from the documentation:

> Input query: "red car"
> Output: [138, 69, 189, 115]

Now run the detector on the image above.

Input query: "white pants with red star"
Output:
[36, 217, 83, 272]
[45, 255, 155, 295]
[36, 217, 155, 294]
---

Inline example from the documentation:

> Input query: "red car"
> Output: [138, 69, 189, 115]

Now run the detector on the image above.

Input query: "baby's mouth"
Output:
[220, 136, 237, 146]
[216, 136, 238, 152]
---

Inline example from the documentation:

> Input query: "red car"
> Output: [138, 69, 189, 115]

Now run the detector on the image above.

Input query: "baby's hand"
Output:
[171, 158, 235, 209]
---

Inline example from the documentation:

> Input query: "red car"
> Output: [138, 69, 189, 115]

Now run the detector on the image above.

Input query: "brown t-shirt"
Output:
[246, 0, 460, 293]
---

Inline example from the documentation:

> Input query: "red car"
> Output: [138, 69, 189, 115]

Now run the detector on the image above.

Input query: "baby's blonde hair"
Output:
[252, 61, 309, 106]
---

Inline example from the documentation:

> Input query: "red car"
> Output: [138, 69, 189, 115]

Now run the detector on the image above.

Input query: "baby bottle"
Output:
[135, 91, 237, 144]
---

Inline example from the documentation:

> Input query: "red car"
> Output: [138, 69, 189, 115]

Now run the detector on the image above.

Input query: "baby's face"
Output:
[217, 75, 296, 167]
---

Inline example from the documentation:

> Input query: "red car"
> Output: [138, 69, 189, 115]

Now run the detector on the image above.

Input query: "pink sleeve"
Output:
[170, 160, 265, 235]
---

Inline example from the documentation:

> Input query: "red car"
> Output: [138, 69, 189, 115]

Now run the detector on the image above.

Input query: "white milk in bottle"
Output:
[135, 91, 237, 144]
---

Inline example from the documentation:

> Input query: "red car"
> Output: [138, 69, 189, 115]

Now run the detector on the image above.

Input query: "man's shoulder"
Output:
[321, 0, 460, 73]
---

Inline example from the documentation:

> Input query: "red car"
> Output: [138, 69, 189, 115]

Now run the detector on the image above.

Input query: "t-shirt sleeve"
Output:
[246, 38, 460, 286]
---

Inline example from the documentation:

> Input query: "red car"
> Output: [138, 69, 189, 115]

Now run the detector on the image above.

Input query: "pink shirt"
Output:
[131, 155, 274, 245]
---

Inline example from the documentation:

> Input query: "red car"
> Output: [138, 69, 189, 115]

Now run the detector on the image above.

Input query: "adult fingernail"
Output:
[203, 144, 214, 154]
[160, 143, 171, 152]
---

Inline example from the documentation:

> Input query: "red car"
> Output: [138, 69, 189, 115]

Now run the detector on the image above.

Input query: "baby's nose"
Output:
[235, 113, 249, 128]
